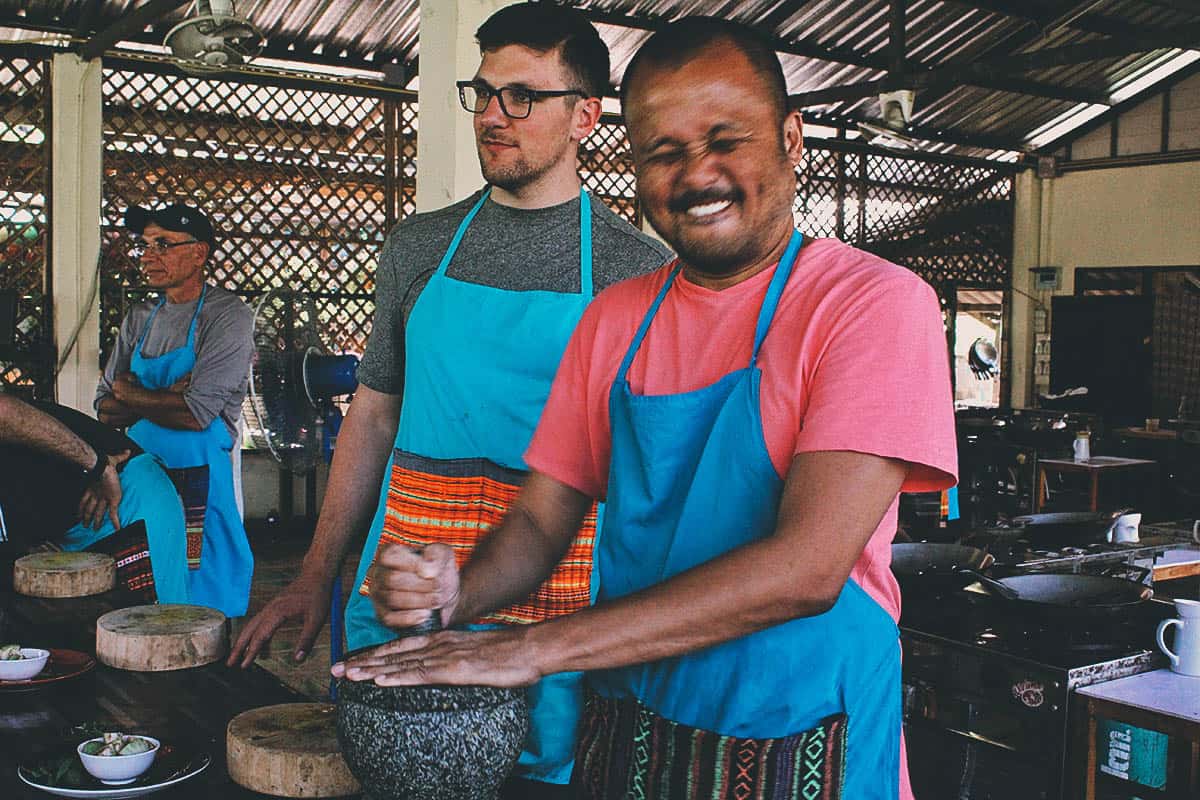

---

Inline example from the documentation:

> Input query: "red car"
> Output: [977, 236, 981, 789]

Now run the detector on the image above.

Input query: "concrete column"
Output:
[415, 0, 513, 212]
[1009, 169, 1042, 408]
[50, 53, 103, 412]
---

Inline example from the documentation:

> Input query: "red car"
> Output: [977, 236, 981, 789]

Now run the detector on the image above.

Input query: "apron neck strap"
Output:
[185, 284, 208, 345]
[615, 230, 804, 382]
[435, 190, 490, 278]
[135, 283, 209, 354]
[750, 230, 803, 366]
[578, 187, 593, 299]
[616, 261, 683, 383]
[434, 187, 594, 298]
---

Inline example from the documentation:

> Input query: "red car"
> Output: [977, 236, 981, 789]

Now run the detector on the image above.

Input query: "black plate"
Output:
[18, 741, 210, 796]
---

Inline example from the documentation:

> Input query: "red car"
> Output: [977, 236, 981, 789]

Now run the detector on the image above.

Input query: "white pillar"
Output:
[50, 53, 103, 412]
[1009, 169, 1042, 408]
[415, 0, 513, 211]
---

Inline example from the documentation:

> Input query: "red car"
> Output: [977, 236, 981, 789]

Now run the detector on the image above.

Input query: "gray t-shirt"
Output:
[357, 189, 672, 393]
[96, 283, 254, 441]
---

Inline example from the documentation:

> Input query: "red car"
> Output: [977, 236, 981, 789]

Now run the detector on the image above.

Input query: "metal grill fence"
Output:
[797, 142, 1014, 294]
[0, 55, 51, 398]
[580, 118, 1014, 295]
[100, 62, 418, 366]
[581, 114, 640, 226]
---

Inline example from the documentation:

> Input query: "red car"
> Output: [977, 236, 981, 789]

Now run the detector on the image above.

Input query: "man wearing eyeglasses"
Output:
[229, 3, 668, 797]
[96, 202, 255, 619]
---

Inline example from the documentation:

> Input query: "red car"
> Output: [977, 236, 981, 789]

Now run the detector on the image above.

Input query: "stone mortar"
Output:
[336, 679, 529, 800]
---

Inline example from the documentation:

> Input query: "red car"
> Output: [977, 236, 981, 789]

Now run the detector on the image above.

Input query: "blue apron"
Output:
[125, 285, 254, 617]
[62, 453, 190, 605]
[589, 231, 902, 798]
[346, 188, 596, 785]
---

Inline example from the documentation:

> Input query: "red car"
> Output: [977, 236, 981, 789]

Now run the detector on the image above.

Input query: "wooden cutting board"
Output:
[95, 604, 227, 671]
[227, 703, 360, 797]
[13, 552, 115, 598]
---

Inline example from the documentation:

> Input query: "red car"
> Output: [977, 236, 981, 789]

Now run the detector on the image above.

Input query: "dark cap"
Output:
[125, 203, 215, 247]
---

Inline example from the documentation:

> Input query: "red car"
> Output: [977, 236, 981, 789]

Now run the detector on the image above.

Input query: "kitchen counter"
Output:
[1075, 669, 1200, 799]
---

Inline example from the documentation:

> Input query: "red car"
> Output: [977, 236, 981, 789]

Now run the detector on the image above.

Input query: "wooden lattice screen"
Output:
[99, 63, 418, 364]
[0, 55, 51, 398]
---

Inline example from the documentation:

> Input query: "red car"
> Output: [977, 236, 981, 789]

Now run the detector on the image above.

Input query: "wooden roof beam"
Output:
[80, 0, 190, 61]
[792, 73, 1110, 106]
[802, 111, 1031, 153]
[790, 23, 1200, 106]
[945, 0, 1164, 38]
[579, 8, 883, 70]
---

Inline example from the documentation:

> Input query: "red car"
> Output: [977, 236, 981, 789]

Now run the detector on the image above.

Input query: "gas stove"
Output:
[959, 529, 1189, 579]
[901, 595, 1173, 799]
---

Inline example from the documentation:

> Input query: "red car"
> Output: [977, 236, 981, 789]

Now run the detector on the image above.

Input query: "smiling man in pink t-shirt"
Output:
[337, 17, 956, 800]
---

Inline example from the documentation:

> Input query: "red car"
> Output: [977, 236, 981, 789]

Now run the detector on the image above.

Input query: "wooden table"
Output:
[0, 588, 342, 799]
[1075, 669, 1200, 800]
[1153, 548, 1200, 583]
[1116, 427, 1179, 442]
[1036, 456, 1158, 512]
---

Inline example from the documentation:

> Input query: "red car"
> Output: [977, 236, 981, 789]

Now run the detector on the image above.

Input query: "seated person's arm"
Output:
[0, 394, 99, 468]
[0, 395, 124, 529]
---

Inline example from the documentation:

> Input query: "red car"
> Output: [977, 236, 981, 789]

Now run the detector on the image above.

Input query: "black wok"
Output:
[1010, 510, 1122, 545]
[963, 572, 1152, 621]
[891, 543, 994, 593]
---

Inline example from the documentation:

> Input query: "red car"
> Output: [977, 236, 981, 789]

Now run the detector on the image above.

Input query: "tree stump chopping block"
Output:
[14, 552, 115, 598]
[227, 703, 360, 797]
[96, 604, 227, 671]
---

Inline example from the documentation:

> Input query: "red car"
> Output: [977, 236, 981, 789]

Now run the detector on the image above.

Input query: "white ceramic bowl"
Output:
[77, 736, 160, 785]
[0, 648, 50, 681]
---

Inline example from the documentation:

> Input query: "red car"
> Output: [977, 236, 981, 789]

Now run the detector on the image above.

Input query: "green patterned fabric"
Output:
[574, 693, 847, 800]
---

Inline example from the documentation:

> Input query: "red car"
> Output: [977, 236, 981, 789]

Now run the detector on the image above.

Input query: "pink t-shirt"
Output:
[526, 237, 958, 620]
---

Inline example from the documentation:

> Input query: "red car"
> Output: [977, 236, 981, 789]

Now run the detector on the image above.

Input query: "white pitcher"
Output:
[1106, 513, 1141, 545]
[1073, 432, 1091, 462]
[1157, 598, 1200, 677]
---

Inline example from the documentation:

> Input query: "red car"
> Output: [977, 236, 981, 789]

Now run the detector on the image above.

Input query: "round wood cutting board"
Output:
[95, 604, 227, 671]
[13, 552, 115, 598]
[227, 703, 360, 797]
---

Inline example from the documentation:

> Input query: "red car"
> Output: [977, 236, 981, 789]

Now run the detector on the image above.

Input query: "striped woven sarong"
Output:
[86, 519, 156, 603]
[165, 465, 208, 570]
[574, 694, 847, 800]
[358, 450, 597, 626]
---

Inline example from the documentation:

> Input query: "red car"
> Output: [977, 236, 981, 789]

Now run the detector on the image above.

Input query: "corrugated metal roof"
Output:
[0, 0, 1196, 160]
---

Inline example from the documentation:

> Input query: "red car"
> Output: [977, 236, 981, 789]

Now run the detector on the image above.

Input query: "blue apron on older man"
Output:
[348, 187, 602, 785]
[575, 231, 902, 800]
[126, 285, 253, 617]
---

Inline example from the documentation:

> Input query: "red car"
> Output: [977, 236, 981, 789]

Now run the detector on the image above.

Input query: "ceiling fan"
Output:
[163, 0, 263, 75]
[856, 89, 919, 149]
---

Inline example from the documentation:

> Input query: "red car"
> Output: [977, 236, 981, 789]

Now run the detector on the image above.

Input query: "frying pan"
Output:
[890, 543, 994, 593]
[962, 571, 1152, 621]
[1010, 510, 1123, 545]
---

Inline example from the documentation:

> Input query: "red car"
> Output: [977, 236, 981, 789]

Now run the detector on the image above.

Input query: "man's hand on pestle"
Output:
[367, 542, 461, 631]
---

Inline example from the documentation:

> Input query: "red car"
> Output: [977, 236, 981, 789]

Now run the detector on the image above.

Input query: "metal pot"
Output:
[1010, 510, 1123, 545]
[891, 543, 994, 594]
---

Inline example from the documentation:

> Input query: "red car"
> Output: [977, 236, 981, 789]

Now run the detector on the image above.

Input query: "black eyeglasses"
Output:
[456, 81, 587, 120]
[130, 238, 201, 259]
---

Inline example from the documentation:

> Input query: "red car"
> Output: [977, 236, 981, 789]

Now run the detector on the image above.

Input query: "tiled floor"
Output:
[231, 528, 366, 700]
